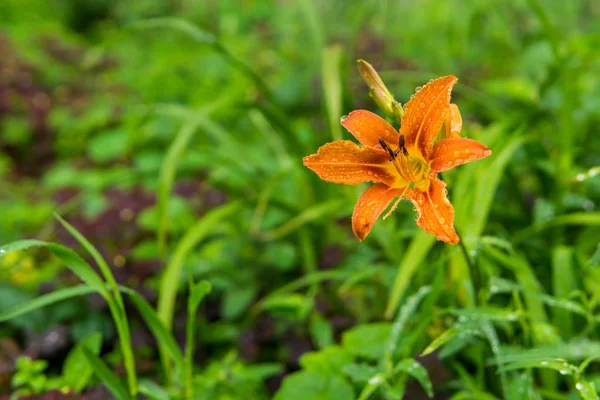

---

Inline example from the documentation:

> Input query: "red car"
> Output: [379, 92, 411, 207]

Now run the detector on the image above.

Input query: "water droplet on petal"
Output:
[340, 115, 349, 122]
[483, 149, 492, 157]
[415, 86, 422, 92]
[455, 158, 463, 164]
[453, 150, 460, 157]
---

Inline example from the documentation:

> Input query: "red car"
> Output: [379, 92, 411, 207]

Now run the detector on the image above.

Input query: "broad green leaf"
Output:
[63, 333, 103, 393]
[299, 346, 353, 375]
[342, 323, 392, 360]
[310, 312, 334, 349]
[82, 348, 131, 400]
[393, 358, 433, 397]
[274, 371, 354, 400]
[189, 281, 212, 312]
[342, 363, 378, 384]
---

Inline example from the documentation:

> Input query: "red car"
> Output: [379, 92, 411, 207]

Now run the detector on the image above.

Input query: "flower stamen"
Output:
[380, 135, 423, 183]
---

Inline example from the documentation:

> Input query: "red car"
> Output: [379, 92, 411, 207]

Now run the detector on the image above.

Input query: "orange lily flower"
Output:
[303, 76, 491, 244]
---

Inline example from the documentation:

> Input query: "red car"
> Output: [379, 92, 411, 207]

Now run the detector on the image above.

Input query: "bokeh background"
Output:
[1, 0, 599, 399]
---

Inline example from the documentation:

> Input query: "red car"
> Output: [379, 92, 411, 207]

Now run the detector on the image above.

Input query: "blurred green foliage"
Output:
[0, 0, 599, 399]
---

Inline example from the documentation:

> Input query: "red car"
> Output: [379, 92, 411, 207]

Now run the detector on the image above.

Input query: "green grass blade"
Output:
[54, 214, 125, 310]
[0, 284, 94, 322]
[513, 213, 600, 242]
[393, 358, 434, 398]
[421, 321, 482, 356]
[82, 348, 132, 400]
[386, 286, 432, 357]
[138, 380, 171, 400]
[131, 17, 216, 44]
[157, 116, 204, 259]
[1, 239, 136, 396]
[132, 17, 273, 102]
[322, 44, 343, 141]
[463, 133, 528, 238]
[53, 215, 137, 396]
[258, 200, 345, 241]
[157, 201, 241, 330]
[385, 232, 436, 319]
[498, 358, 577, 375]
[119, 286, 185, 380]
[185, 280, 212, 399]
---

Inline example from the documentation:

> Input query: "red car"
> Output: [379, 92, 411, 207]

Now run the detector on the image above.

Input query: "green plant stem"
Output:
[456, 228, 479, 305]
[185, 276, 195, 400]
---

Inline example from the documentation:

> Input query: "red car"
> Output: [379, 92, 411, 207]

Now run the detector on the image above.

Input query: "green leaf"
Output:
[576, 379, 599, 400]
[54, 215, 136, 396]
[310, 312, 334, 349]
[421, 322, 482, 356]
[156, 116, 206, 257]
[88, 129, 129, 163]
[299, 346, 353, 375]
[393, 358, 434, 398]
[82, 348, 131, 400]
[385, 231, 437, 318]
[138, 380, 171, 400]
[508, 373, 534, 400]
[119, 286, 185, 376]
[0, 284, 94, 322]
[189, 281, 212, 312]
[63, 333, 103, 393]
[322, 45, 343, 141]
[342, 323, 392, 361]
[342, 363, 378, 384]
[274, 371, 354, 400]
[463, 132, 528, 238]
[259, 200, 345, 241]
[498, 358, 577, 375]
[223, 285, 257, 319]
[387, 286, 432, 356]
[157, 201, 241, 331]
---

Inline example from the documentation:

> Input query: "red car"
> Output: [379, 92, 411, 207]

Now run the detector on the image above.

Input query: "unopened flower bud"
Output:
[357, 59, 403, 120]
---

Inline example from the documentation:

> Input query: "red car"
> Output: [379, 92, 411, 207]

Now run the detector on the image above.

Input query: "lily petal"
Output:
[401, 76, 458, 158]
[352, 183, 408, 241]
[303, 140, 396, 185]
[429, 138, 492, 174]
[341, 110, 399, 148]
[445, 104, 462, 138]
[407, 178, 459, 244]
